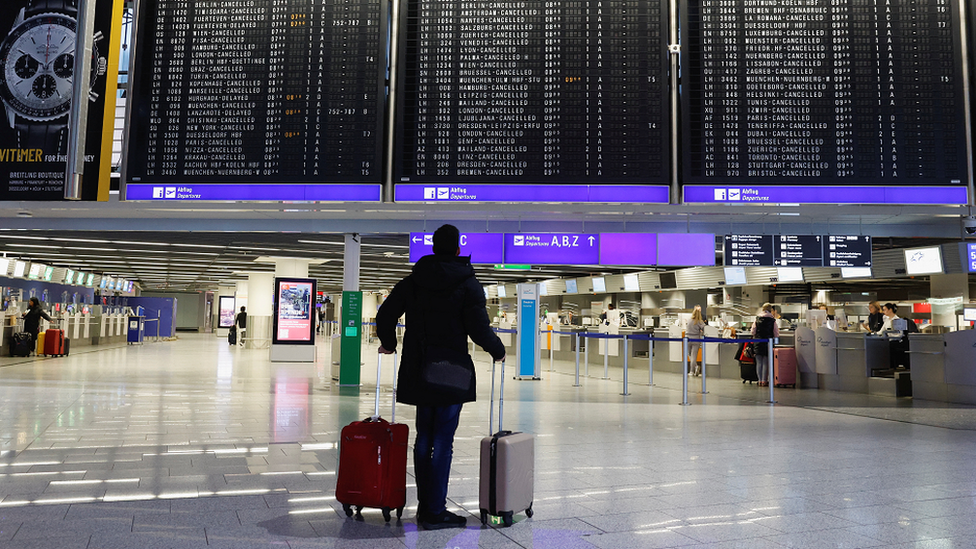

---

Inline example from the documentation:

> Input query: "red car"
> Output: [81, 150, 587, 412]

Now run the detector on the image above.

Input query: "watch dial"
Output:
[0, 14, 77, 121]
[14, 55, 39, 79]
[54, 53, 74, 79]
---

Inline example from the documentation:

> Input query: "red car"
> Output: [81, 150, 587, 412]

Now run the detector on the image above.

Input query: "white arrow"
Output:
[588, 236, 595, 246]
[412, 236, 422, 243]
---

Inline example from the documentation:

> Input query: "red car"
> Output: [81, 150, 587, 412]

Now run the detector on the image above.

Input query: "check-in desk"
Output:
[550, 327, 587, 362]
[910, 330, 976, 405]
[806, 328, 892, 394]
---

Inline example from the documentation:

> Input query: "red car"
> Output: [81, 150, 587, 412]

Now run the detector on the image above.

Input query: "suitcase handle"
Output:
[373, 352, 398, 422]
[488, 359, 505, 435]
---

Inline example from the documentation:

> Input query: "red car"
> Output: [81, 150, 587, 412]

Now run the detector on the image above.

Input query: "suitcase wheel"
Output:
[342, 504, 353, 517]
[396, 506, 403, 519]
[355, 506, 363, 519]
[525, 503, 534, 518]
[382, 508, 392, 522]
[502, 511, 514, 527]
[480, 510, 488, 525]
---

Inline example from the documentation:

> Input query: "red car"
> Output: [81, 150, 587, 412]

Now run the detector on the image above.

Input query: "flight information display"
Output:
[725, 234, 872, 267]
[125, 0, 386, 184]
[681, 0, 969, 186]
[395, 0, 670, 183]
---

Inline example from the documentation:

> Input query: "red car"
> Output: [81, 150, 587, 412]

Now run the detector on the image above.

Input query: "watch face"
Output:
[0, 13, 77, 121]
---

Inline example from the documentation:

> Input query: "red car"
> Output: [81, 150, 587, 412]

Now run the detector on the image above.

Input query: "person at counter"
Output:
[601, 304, 620, 326]
[751, 303, 780, 387]
[863, 301, 884, 333]
[22, 297, 53, 348]
[817, 304, 835, 321]
[686, 305, 706, 376]
[877, 303, 918, 334]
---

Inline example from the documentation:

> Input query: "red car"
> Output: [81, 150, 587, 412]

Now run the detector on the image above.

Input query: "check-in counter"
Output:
[910, 330, 976, 404]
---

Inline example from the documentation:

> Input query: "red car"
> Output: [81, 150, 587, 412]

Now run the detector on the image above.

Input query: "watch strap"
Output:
[16, 120, 68, 154]
[25, 0, 77, 17]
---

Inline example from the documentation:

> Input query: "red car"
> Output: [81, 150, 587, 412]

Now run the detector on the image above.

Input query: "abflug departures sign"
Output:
[0, 0, 119, 200]
[681, 0, 969, 187]
[124, 0, 386, 191]
[395, 0, 670, 184]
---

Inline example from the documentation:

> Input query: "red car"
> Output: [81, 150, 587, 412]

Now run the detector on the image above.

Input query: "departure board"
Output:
[395, 0, 670, 183]
[125, 0, 385, 184]
[681, 0, 969, 185]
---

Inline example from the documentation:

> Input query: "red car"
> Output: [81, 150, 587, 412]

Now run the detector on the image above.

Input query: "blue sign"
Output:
[968, 243, 976, 273]
[126, 184, 381, 202]
[408, 233, 504, 264]
[395, 184, 670, 204]
[504, 233, 600, 265]
[684, 185, 968, 205]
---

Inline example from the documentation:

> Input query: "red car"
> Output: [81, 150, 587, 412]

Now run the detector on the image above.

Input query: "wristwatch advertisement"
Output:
[0, 0, 121, 201]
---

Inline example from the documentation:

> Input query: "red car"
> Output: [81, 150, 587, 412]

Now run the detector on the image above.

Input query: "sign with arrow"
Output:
[504, 233, 600, 265]
[408, 232, 504, 264]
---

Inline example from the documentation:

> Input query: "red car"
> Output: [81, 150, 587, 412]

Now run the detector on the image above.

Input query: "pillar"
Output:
[338, 234, 362, 385]
[930, 273, 970, 329]
[246, 272, 274, 349]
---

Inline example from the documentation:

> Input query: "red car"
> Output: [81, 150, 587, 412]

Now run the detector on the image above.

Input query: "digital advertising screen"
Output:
[218, 296, 236, 329]
[272, 278, 316, 345]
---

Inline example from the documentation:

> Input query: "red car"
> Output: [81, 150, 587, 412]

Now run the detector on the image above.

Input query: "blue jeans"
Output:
[756, 354, 769, 383]
[414, 403, 463, 517]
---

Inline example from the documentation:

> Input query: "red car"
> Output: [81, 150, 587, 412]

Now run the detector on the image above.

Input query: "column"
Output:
[338, 234, 362, 385]
[246, 272, 275, 349]
[269, 257, 317, 362]
[929, 274, 970, 329]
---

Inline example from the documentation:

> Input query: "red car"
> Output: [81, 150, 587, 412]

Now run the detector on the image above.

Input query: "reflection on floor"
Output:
[1, 333, 976, 548]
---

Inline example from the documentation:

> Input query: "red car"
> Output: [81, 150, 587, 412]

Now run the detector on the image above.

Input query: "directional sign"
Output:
[775, 235, 824, 267]
[724, 235, 774, 266]
[504, 233, 600, 265]
[968, 243, 976, 273]
[600, 233, 657, 266]
[408, 232, 505, 264]
[824, 235, 872, 268]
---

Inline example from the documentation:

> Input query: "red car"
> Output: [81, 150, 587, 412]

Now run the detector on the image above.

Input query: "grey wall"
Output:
[141, 291, 206, 331]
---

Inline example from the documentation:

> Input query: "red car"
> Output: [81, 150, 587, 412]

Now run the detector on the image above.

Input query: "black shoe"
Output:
[421, 510, 467, 530]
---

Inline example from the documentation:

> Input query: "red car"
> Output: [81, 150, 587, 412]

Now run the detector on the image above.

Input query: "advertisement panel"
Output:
[218, 296, 236, 329]
[0, 0, 122, 200]
[273, 278, 315, 345]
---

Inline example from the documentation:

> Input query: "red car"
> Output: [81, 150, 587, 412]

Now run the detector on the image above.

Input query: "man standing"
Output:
[376, 224, 505, 530]
[235, 306, 247, 346]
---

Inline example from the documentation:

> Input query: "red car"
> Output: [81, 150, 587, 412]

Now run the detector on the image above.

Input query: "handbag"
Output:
[421, 345, 474, 398]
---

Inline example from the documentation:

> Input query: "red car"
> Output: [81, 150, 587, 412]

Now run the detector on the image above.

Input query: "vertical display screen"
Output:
[218, 296, 236, 329]
[273, 278, 316, 344]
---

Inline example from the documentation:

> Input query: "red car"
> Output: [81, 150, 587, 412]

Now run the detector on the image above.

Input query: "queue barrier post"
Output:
[584, 333, 589, 378]
[573, 332, 582, 387]
[602, 334, 610, 380]
[621, 335, 630, 396]
[680, 337, 690, 406]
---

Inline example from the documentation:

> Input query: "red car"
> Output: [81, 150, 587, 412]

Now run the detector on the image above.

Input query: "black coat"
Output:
[376, 254, 505, 407]
[23, 305, 53, 336]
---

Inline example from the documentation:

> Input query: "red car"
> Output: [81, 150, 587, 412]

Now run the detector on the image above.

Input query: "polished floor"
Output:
[2, 334, 976, 548]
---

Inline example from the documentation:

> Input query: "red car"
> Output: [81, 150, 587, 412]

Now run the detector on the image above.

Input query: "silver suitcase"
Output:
[479, 359, 534, 526]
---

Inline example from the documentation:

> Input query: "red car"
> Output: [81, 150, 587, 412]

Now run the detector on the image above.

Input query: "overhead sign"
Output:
[967, 243, 976, 273]
[600, 233, 657, 266]
[724, 235, 773, 266]
[408, 232, 505, 264]
[825, 236, 872, 268]
[775, 235, 824, 267]
[504, 233, 599, 265]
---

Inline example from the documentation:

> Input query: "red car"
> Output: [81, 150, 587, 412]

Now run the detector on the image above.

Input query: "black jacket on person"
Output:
[23, 305, 53, 337]
[867, 312, 884, 333]
[376, 254, 505, 407]
[235, 312, 247, 330]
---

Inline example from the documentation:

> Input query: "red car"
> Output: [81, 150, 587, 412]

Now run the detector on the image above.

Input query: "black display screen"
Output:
[125, 0, 386, 184]
[681, 0, 969, 185]
[395, 0, 671, 183]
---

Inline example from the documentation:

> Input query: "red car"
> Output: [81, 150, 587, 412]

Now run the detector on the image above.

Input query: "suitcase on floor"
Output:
[737, 343, 758, 383]
[773, 347, 797, 388]
[44, 329, 66, 357]
[63, 338, 70, 356]
[228, 326, 237, 345]
[335, 352, 407, 522]
[10, 332, 32, 357]
[36, 331, 46, 356]
[480, 359, 534, 527]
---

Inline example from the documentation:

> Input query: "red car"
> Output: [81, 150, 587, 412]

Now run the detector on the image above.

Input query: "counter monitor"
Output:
[841, 267, 872, 279]
[497, 286, 507, 299]
[623, 274, 641, 292]
[904, 246, 944, 275]
[723, 266, 747, 286]
[776, 267, 804, 283]
[591, 277, 607, 293]
[564, 279, 578, 294]
[963, 308, 976, 322]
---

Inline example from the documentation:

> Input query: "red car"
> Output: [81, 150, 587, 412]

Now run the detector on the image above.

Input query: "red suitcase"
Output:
[44, 329, 67, 357]
[773, 347, 797, 388]
[335, 353, 407, 522]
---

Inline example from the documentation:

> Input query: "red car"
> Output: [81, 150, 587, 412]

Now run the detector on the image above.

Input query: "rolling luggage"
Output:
[335, 352, 407, 522]
[228, 325, 237, 345]
[10, 332, 32, 357]
[44, 329, 67, 357]
[63, 338, 70, 356]
[737, 342, 758, 384]
[480, 359, 534, 527]
[36, 331, 46, 356]
[773, 347, 797, 388]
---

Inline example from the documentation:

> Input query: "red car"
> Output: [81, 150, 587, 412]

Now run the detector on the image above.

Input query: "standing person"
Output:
[751, 303, 780, 387]
[686, 305, 706, 376]
[863, 301, 884, 333]
[375, 224, 506, 530]
[235, 306, 247, 346]
[22, 297, 53, 350]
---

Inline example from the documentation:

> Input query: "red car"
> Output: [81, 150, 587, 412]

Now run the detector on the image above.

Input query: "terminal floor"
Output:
[1, 334, 976, 548]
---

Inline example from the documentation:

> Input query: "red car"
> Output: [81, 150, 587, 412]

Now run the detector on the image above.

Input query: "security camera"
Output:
[963, 216, 976, 238]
